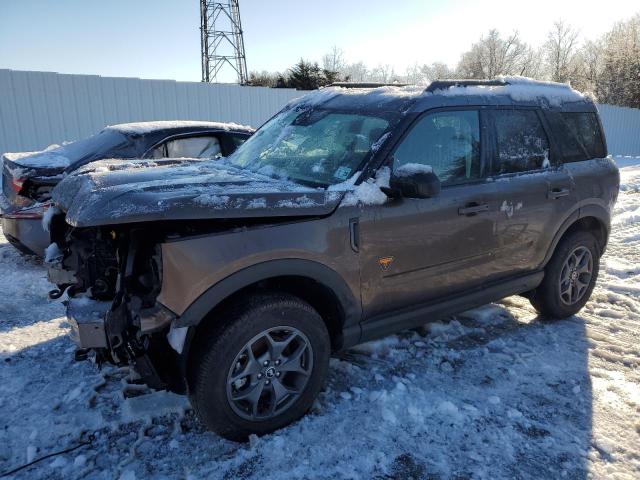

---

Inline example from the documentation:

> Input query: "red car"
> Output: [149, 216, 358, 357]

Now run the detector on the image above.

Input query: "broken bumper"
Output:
[67, 298, 111, 349]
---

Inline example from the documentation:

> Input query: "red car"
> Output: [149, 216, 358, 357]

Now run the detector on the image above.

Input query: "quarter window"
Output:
[546, 112, 606, 162]
[492, 110, 549, 175]
[393, 110, 482, 185]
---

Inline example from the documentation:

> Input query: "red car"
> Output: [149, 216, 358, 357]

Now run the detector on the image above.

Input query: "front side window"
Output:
[492, 110, 549, 175]
[393, 110, 481, 185]
[227, 108, 390, 187]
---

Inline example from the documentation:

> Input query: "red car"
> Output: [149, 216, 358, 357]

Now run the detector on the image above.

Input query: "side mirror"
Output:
[385, 166, 441, 199]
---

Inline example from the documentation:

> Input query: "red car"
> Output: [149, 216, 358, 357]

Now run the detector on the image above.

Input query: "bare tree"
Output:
[457, 30, 531, 78]
[322, 46, 345, 74]
[341, 61, 368, 82]
[544, 20, 580, 83]
[596, 14, 640, 107]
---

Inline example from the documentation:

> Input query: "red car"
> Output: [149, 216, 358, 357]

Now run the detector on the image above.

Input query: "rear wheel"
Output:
[188, 293, 330, 441]
[529, 230, 600, 318]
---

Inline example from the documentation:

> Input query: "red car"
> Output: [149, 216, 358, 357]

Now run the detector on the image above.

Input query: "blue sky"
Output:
[0, 0, 637, 83]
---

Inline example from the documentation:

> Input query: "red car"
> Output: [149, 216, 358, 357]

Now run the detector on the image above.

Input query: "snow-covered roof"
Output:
[292, 76, 590, 112]
[105, 120, 255, 135]
[432, 76, 589, 107]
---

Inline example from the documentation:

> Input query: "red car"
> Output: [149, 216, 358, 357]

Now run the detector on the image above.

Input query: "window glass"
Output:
[393, 110, 481, 185]
[227, 109, 389, 187]
[492, 110, 549, 174]
[149, 144, 166, 159]
[546, 112, 605, 162]
[165, 136, 222, 158]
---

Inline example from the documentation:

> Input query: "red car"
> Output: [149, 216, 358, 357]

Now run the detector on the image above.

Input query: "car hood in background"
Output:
[52, 159, 346, 227]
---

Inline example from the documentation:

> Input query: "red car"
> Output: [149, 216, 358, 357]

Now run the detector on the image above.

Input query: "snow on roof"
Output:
[106, 120, 255, 135]
[289, 84, 425, 109]
[290, 77, 589, 110]
[433, 76, 589, 106]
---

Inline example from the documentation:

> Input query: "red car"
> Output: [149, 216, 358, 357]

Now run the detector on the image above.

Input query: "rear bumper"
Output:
[66, 298, 110, 349]
[1, 216, 49, 256]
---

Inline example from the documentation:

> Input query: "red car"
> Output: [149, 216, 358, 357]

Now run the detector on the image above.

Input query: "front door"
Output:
[358, 108, 501, 322]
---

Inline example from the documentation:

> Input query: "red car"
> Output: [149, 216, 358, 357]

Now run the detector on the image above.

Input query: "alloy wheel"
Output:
[226, 326, 314, 421]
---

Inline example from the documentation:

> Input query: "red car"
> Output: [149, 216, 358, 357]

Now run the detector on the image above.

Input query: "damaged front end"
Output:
[47, 211, 183, 391]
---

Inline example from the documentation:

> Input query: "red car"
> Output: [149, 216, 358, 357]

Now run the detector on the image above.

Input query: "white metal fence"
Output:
[0, 69, 301, 154]
[1, 69, 639, 156]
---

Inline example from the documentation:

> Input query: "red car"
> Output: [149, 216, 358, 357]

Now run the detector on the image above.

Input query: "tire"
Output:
[529, 230, 600, 319]
[188, 293, 330, 441]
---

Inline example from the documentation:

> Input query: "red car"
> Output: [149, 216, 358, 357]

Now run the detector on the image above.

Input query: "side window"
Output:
[149, 143, 167, 159]
[492, 110, 550, 175]
[393, 110, 482, 185]
[165, 136, 222, 159]
[546, 112, 606, 162]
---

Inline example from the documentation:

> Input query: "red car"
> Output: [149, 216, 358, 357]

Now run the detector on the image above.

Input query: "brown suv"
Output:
[46, 78, 619, 441]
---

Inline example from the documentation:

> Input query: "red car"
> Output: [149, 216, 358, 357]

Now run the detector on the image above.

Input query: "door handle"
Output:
[349, 217, 359, 253]
[548, 187, 570, 199]
[458, 203, 489, 216]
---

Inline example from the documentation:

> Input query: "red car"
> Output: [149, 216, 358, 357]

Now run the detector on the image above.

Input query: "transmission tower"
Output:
[200, 0, 248, 84]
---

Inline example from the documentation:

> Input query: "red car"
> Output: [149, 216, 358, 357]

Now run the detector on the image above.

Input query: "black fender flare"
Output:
[542, 203, 611, 266]
[174, 258, 361, 329]
[173, 259, 361, 381]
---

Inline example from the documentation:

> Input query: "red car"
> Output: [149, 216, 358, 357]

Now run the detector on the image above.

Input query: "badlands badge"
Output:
[378, 256, 394, 271]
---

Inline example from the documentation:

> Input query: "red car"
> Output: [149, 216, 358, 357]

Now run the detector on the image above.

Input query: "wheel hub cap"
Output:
[559, 246, 593, 306]
[226, 326, 314, 421]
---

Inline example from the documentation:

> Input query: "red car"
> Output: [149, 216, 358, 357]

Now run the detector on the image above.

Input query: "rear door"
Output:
[358, 108, 501, 321]
[487, 108, 577, 275]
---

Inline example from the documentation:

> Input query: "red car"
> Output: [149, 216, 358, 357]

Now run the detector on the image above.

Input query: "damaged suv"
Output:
[46, 78, 619, 440]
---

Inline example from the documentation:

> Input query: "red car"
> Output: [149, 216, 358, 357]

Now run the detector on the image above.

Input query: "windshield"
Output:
[227, 108, 390, 186]
[60, 129, 131, 169]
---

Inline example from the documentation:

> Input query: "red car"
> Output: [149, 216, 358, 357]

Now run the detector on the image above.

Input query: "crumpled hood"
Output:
[52, 159, 346, 227]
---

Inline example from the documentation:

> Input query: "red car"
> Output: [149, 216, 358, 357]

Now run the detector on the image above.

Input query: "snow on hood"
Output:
[52, 159, 347, 227]
[105, 120, 255, 135]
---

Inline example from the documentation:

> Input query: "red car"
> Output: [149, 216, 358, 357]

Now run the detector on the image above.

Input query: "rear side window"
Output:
[150, 135, 222, 159]
[393, 110, 482, 186]
[547, 112, 606, 162]
[491, 110, 549, 175]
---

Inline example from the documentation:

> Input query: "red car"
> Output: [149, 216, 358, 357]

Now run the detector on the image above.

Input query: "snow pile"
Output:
[107, 120, 254, 135]
[341, 167, 391, 206]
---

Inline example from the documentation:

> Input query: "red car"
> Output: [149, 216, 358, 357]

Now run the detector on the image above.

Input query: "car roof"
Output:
[105, 121, 255, 138]
[302, 77, 596, 115]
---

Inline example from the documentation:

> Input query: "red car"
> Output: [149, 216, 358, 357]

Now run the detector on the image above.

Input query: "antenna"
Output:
[200, 0, 248, 84]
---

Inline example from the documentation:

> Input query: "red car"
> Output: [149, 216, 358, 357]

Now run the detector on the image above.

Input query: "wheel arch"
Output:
[543, 205, 610, 266]
[174, 259, 361, 375]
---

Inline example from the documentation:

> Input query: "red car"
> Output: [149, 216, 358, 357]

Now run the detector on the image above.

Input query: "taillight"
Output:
[10, 177, 25, 193]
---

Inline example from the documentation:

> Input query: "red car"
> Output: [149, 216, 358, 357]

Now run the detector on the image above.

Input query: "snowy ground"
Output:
[1, 158, 639, 480]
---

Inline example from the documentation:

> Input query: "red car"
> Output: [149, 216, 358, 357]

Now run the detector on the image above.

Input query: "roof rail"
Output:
[329, 82, 409, 89]
[425, 79, 509, 92]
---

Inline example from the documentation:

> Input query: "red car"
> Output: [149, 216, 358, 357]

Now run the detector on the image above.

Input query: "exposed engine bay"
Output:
[46, 211, 183, 391]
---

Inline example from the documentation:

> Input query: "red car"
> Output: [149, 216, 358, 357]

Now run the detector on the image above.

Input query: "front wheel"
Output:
[188, 293, 330, 441]
[529, 230, 600, 318]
